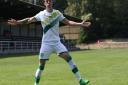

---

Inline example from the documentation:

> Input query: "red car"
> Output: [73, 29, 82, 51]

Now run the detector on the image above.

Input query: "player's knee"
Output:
[39, 65, 44, 70]
[60, 52, 72, 62]
[66, 55, 72, 62]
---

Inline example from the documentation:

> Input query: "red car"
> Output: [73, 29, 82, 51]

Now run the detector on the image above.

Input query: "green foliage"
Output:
[81, 13, 93, 21]
[66, 0, 128, 43]
[65, 0, 88, 18]
[86, 0, 128, 40]
[78, 28, 88, 43]
[53, 0, 68, 13]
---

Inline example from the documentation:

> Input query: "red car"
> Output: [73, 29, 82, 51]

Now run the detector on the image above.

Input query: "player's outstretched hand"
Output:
[81, 21, 91, 27]
[8, 18, 18, 26]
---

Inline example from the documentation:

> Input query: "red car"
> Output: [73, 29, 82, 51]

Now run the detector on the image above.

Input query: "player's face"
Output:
[44, 0, 53, 9]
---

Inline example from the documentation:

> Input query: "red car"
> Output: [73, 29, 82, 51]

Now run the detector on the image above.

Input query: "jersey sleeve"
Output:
[34, 11, 42, 21]
[58, 11, 66, 22]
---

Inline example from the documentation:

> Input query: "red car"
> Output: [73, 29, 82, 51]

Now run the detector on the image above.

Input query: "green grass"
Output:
[0, 48, 128, 85]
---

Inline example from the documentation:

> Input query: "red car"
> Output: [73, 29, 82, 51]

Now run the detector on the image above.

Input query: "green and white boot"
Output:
[79, 79, 90, 85]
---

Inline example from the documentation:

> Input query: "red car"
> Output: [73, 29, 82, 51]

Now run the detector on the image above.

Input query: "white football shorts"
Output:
[39, 42, 68, 59]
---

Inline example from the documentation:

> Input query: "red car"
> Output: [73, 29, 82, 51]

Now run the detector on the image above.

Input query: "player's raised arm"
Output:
[62, 18, 91, 28]
[7, 17, 37, 26]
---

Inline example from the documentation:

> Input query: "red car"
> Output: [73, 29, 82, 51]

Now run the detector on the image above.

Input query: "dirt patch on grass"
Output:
[76, 39, 128, 49]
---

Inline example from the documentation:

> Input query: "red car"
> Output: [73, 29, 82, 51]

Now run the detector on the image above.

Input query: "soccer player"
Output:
[8, 0, 91, 85]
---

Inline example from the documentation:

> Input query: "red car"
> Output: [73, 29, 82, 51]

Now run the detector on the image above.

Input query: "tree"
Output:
[79, 0, 128, 43]
[52, 0, 68, 13]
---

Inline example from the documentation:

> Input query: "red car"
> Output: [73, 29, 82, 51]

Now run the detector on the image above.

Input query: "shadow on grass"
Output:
[0, 52, 38, 59]
[0, 49, 91, 59]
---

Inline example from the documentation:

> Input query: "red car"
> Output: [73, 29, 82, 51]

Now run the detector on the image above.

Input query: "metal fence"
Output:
[0, 41, 41, 54]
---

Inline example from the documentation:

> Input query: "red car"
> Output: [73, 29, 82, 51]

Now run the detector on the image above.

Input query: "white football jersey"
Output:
[34, 9, 65, 45]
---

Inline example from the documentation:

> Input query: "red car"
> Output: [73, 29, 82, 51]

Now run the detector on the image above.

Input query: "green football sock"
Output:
[34, 65, 44, 85]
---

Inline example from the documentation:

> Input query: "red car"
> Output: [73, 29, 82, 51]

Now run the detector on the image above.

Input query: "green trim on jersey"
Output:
[40, 10, 60, 34]
[43, 16, 59, 34]
[41, 10, 60, 25]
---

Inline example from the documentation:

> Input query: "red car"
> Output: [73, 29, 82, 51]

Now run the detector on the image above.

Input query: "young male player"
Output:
[8, 0, 91, 85]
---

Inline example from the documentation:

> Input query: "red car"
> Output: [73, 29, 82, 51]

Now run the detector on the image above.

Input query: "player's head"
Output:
[44, 0, 53, 9]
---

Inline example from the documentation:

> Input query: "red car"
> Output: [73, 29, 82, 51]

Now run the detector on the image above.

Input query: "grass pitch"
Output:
[0, 48, 128, 85]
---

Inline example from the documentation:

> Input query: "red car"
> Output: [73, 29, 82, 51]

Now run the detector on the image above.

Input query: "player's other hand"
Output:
[8, 18, 18, 25]
[81, 21, 91, 28]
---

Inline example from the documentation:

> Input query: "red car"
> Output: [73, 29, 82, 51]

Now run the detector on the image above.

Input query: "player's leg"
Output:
[59, 52, 89, 85]
[34, 43, 53, 85]
[59, 52, 81, 80]
[34, 59, 46, 85]
[55, 42, 89, 85]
